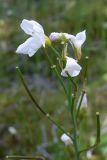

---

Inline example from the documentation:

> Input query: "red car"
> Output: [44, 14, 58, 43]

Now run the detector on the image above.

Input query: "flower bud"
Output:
[49, 32, 60, 42]
[45, 36, 52, 46]
[49, 32, 67, 43]
[77, 93, 88, 109]
[61, 134, 73, 146]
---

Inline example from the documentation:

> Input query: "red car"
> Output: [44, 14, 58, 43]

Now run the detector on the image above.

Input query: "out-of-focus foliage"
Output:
[0, 0, 107, 160]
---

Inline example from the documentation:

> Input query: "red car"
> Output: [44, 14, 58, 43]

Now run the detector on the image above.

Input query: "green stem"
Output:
[16, 67, 73, 141]
[50, 45, 60, 57]
[96, 112, 100, 143]
[54, 67, 68, 96]
[66, 72, 78, 95]
[76, 90, 86, 119]
[68, 81, 72, 107]
[84, 56, 89, 79]
[44, 48, 68, 97]
[66, 73, 80, 159]
[83, 56, 89, 88]
[71, 95, 80, 160]
[72, 114, 80, 160]
[79, 112, 100, 154]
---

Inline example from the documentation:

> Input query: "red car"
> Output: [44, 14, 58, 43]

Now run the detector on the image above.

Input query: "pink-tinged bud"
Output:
[49, 32, 60, 42]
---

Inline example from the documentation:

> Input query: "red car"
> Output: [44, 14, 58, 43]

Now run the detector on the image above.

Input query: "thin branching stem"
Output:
[71, 95, 80, 160]
[79, 112, 101, 154]
[16, 67, 73, 141]
[65, 72, 80, 160]
[44, 48, 68, 97]
[66, 72, 78, 95]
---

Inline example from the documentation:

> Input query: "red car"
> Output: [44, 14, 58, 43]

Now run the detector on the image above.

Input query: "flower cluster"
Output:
[16, 19, 86, 77]
[15, 19, 101, 160]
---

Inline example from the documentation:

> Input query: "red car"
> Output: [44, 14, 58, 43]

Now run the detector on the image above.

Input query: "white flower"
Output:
[61, 56, 82, 77]
[16, 19, 45, 57]
[66, 31, 86, 59]
[77, 93, 88, 108]
[8, 126, 17, 135]
[61, 134, 73, 146]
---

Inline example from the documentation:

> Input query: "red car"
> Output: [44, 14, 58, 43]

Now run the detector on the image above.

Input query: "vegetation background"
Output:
[0, 0, 107, 159]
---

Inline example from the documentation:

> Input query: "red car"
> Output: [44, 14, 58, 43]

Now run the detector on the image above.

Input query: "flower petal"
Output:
[76, 30, 86, 47]
[61, 56, 82, 77]
[16, 37, 42, 57]
[21, 19, 43, 36]
[64, 33, 75, 41]
[20, 19, 45, 46]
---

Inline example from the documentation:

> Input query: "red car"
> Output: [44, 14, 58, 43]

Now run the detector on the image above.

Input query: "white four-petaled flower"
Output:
[61, 133, 73, 146]
[16, 19, 45, 57]
[61, 56, 82, 77]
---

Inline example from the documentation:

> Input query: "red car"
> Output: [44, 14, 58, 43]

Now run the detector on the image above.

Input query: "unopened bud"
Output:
[49, 32, 60, 42]
[45, 36, 52, 46]
[77, 93, 88, 109]
[61, 134, 73, 146]
[49, 32, 67, 43]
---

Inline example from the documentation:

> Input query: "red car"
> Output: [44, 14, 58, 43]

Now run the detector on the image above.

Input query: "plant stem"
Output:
[76, 90, 85, 119]
[66, 89, 79, 159]
[16, 66, 73, 141]
[66, 73, 80, 160]
[72, 114, 80, 160]
[48, 48, 80, 160]
[50, 45, 60, 57]
[71, 95, 80, 160]
[79, 112, 100, 155]
[44, 48, 68, 97]
[66, 72, 78, 95]
[83, 56, 89, 89]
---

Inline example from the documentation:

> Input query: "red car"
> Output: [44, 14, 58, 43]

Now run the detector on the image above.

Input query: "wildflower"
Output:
[61, 56, 82, 77]
[67, 30, 86, 60]
[61, 134, 73, 146]
[77, 93, 88, 108]
[16, 19, 45, 57]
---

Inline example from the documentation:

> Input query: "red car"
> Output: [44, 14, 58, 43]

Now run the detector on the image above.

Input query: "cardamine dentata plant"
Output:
[6, 19, 101, 160]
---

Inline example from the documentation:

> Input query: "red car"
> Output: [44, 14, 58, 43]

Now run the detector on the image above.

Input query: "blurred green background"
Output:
[0, 0, 107, 160]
